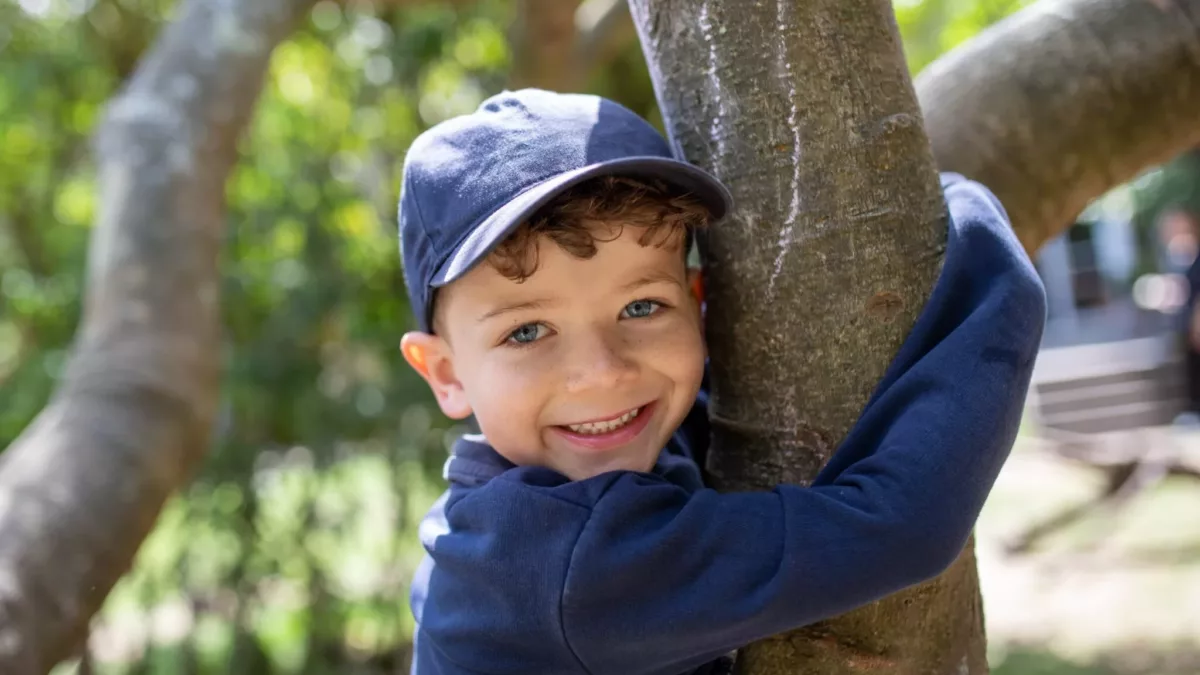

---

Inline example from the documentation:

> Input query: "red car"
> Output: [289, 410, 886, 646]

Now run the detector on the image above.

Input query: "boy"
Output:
[397, 88, 1046, 674]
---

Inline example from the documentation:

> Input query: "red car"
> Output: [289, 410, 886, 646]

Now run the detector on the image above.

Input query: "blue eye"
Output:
[622, 300, 661, 319]
[507, 323, 547, 345]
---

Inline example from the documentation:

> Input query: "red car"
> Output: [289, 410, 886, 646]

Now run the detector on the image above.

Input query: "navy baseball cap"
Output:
[397, 88, 734, 333]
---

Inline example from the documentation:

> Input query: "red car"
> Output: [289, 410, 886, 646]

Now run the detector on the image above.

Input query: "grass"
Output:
[976, 437, 1200, 675]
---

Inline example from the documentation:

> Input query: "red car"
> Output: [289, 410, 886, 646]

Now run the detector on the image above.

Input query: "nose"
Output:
[563, 327, 639, 394]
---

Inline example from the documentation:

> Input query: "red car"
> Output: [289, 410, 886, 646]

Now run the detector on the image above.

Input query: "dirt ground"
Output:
[977, 438, 1200, 675]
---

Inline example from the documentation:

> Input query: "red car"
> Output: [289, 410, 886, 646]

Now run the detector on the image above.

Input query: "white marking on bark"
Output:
[958, 655, 970, 675]
[698, 1, 728, 176]
[770, 226, 796, 296]
[769, 0, 803, 296]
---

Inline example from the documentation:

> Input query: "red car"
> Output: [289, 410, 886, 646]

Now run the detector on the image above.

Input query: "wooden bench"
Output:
[1011, 333, 1199, 553]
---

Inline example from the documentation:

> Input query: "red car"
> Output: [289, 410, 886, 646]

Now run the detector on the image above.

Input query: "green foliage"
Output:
[894, 0, 1034, 74]
[1130, 151, 1200, 270]
[82, 453, 442, 674]
[991, 649, 1113, 675]
[3, 1, 514, 670]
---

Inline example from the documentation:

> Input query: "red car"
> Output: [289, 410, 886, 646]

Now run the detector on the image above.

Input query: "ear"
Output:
[401, 332, 473, 420]
[686, 267, 707, 344]
[687, 267, 705, 306]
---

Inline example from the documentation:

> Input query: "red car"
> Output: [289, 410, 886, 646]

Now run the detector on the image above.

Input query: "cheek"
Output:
[478, 351, 552, 388]
[462, 351, 555, 426]
[638, 318, 706, 378]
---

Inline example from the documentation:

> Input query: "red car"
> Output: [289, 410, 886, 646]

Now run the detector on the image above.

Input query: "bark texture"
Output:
[630, 0, 985, 673]
[917, 0, 1200, 252]
[0, 0, 315, 671]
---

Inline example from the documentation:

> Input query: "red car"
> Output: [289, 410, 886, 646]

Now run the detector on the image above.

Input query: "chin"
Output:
[600, 453, 658, 477]
[557, 453, 652, 481]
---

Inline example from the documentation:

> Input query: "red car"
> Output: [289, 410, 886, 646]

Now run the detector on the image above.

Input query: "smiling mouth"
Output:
[552, 402, 657, 452]
[563, 406, 644, 435]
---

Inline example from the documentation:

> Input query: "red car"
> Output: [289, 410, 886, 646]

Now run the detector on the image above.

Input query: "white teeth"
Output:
[567, 407, 641, 435]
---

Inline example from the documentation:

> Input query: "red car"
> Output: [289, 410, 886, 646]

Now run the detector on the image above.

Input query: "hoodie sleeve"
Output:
[558, 173, 1047, 673]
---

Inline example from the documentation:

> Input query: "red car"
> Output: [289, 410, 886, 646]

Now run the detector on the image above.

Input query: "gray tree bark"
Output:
[918, 0, 1200, 253]
[0, 0, 316, 672]
[629, 0, 982, 673]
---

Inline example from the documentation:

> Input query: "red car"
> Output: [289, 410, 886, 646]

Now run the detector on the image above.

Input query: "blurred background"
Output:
[1, 0, 1199, 673]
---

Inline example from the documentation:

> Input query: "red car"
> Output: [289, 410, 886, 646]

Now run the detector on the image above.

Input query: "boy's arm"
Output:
[559, 174, 1047, 672]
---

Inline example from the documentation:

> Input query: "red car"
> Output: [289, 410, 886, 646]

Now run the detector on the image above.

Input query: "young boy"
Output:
[397, 88, 1046, 674]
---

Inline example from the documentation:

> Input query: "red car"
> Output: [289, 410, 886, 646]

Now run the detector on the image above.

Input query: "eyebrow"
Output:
[476, 271, 683, 323]
[619, 270, 684, 292]
[477, 299, 552, 323]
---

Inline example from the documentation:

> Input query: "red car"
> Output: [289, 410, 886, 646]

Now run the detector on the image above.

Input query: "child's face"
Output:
[403, 225, 705, 481]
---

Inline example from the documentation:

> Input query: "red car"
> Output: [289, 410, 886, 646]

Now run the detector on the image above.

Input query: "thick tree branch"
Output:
[918, 0, 1200, 252]
[0, 0, 315, 672]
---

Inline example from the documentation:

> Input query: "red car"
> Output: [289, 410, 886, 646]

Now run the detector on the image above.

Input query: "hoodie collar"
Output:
[443, 433, 703, 490]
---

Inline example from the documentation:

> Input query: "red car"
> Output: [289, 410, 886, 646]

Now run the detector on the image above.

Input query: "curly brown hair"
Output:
[488, 175, 713, 282]
[429, 176, 712, 334]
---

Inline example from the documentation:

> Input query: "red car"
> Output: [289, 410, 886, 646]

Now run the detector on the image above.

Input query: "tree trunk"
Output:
[0, 0, 315, 671]
[630, 0, 985, 673]
[917, 0, 1200, 253]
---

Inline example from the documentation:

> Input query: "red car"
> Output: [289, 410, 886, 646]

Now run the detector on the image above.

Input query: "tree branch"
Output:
[509, 0, 637, 91]
[917, 0, 1200, 252]
[509, 0, 580, 90]
[0, 0, 316, 671]
[574, 0, 635, 69]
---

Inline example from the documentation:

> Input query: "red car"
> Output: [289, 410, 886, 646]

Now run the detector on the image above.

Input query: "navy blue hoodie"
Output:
[408, 173, 1047, 674]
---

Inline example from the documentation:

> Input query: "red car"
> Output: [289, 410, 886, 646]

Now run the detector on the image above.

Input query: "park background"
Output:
[2, 0, 1199, 673]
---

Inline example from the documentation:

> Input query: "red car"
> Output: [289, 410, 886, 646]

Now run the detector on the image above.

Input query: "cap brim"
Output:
[429, 156, 733, 288]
